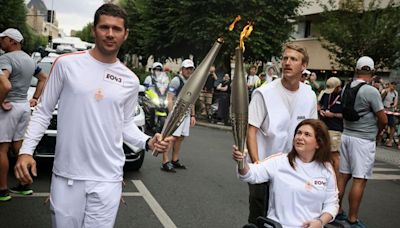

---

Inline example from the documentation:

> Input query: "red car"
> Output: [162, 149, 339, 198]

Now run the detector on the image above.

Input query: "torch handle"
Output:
[237, 159, 244, 170]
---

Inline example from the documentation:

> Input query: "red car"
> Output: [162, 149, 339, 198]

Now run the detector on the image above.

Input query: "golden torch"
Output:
[231, 22, 253, 169]
[153, 38, 224, 156]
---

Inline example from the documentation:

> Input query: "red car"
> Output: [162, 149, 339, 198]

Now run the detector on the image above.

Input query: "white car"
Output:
[28, 56, 147, 171]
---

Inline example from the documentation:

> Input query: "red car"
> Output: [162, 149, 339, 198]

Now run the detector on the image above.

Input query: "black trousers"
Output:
[248, 182, 269, 224]
[217, 93, 230, 122]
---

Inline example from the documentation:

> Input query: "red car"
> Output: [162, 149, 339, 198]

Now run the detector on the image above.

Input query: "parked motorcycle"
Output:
[139, 85, 168, 135]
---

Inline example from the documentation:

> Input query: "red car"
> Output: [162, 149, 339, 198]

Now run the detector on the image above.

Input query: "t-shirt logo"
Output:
[297, 115, 306, 120]
[104, 71, 123, 85]
[95, 88, 104, 101]
[312, 177, 327, 190]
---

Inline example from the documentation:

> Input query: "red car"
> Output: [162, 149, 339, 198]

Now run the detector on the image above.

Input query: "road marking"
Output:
[11, 192, 142, 197]
[132, 180, 177, 228]
[11, 180, 176, 227]
[11, 192, 50, 197]
[373, 167, 399, 172]
[371, 174, 400, 180]
[372, 166, 400, 180]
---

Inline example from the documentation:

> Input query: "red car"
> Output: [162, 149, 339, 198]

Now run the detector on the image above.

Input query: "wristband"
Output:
[316, 218, 324, 227]
[191, 115, 195, 117]
[145, 138, 151, 151]
[32, 96, 39, 100]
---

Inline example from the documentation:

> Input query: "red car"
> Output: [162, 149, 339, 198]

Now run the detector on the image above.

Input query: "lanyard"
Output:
[327, 93, 340, 110]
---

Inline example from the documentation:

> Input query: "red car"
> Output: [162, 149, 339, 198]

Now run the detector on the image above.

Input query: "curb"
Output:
[196, 121, 232, 131]
[196, 121, 400, 167]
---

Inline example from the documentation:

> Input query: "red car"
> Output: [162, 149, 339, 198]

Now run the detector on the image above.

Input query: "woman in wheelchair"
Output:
[233, 119, 338, 228]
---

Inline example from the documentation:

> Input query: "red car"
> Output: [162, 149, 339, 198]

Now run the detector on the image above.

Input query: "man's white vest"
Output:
[254, 79, 316, 160]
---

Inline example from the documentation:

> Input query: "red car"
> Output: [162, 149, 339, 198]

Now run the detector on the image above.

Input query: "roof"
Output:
[27, 0, 48, 15]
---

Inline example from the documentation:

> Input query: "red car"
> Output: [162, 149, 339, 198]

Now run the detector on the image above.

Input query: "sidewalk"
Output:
[376, 146, 400, 167]
[197, 120, 400, 167]
[196, 119, 231, 131]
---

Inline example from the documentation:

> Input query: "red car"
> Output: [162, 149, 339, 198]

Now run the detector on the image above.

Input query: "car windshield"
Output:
[30, 61, 53, 87]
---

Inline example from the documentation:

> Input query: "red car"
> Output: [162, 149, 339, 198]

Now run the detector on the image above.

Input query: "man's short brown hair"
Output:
[283, 43, 309, 65]
[94, 3, 128, 29]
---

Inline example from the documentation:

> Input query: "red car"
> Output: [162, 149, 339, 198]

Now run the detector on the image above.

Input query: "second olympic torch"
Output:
[231, 47, 248, 169]
[153, 38, 224, 156]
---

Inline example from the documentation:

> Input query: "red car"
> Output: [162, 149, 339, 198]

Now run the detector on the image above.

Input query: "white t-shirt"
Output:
[266, 74, 276, 83]
[249, 81, 312, 136]
[20, 51, 149, 182]
[382, 89, 398, 108]
[239, 153, 339, 228]
[247, 74, 260, 87]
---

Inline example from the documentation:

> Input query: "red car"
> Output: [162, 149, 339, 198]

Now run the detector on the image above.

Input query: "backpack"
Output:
[341, 82, 366, 121]
[173, 75, 185, 96]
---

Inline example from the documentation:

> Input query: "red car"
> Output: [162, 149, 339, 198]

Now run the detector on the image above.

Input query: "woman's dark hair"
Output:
[94, 3, 128, 29]
[288, 119, 331, 169]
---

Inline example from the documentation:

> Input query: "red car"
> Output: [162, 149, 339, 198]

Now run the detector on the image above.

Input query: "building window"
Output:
[305, 20, 311, 38]
[293, 21, 305, 39]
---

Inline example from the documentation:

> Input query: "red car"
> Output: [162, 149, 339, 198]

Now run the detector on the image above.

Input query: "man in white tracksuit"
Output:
[14, 4, 171, 228]
[245, 43, 318, 224]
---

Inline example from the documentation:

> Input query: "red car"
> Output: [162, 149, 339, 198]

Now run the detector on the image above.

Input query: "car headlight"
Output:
[151, 97, 160, 106]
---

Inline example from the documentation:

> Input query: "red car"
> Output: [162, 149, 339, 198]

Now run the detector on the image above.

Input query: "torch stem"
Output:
[152, 135, 164, 157]
[152, 148, 158, 157]
[238, 160, 244, 170]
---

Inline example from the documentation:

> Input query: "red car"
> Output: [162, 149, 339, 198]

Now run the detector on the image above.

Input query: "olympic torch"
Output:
[153, 38, 224, 156]
[231, 21, 253, 169]
[231, 47, 248, 169]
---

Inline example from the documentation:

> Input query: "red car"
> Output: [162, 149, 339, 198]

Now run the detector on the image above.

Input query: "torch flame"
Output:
[229, 15, 241, 31]
[239, 22, 253, 51]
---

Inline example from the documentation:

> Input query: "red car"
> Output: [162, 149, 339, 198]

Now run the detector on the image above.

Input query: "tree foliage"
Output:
[317, 0, 400, 71]
[0, 0, 47, 53]
[118, 0, 304, 69]
[75, 23, 94, 43]
[0, 0, 27, 32]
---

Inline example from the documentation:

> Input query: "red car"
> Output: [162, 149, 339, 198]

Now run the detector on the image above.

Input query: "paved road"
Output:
[1, 125, 400, 227]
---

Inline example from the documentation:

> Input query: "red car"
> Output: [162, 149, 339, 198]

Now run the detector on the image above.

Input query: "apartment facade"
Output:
[292, 0, 399, 79]
[26, 0, 61, 39]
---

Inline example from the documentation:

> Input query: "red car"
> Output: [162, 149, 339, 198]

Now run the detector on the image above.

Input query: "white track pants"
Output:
[50, 174, 122, 228]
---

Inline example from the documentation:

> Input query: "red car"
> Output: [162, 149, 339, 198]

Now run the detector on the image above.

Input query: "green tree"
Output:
[0, 0, 47, 53]
[75, 23, 94, 43]
[23, 28, 48, 53]
[0, 0, 27, 32]
[317, 0, 400, 71]
[0, 0, 28, 50]
[119, 0, 144, 58]
[120, 0, 305, 70]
